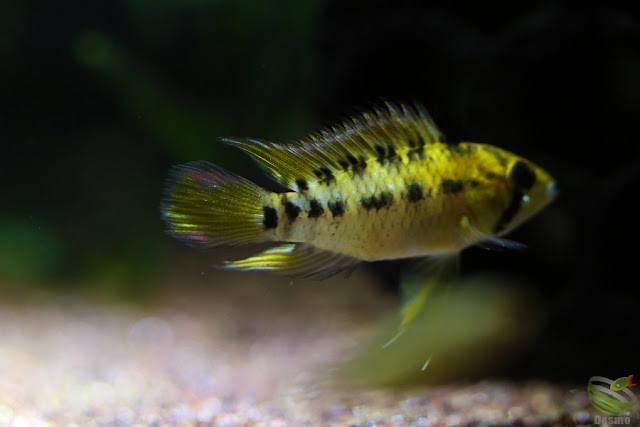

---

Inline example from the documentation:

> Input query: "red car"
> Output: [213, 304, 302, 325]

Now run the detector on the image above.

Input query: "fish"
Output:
[161, 102, 557, 279]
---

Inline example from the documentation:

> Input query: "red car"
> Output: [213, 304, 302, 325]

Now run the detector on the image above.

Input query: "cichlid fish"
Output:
[161, 102, 557, 278]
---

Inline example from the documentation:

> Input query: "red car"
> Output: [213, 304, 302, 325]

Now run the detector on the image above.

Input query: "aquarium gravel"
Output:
[0, 267, 592, 426]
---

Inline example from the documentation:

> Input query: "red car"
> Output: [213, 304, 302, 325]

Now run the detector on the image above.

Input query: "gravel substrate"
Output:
[0, 265, 598, 426]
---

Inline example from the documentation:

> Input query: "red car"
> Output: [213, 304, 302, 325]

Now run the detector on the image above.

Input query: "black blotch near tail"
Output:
[263, 206, 278, 228]
[284, 201, 301, 223]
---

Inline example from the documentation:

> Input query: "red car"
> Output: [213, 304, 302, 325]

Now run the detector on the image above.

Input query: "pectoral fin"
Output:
[460, 216, 526, 251]
[384, 255, 459, 348]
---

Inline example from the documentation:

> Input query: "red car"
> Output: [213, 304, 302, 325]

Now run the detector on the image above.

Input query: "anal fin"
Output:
[224, 244, 359, 279]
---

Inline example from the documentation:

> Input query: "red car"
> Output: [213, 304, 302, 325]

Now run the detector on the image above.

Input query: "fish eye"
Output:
[508, 161, 536, 192]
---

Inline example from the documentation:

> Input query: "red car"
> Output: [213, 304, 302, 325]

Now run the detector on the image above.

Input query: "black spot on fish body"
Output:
[328, 200, 345, 217]
[319, 167, 335, 183]
[351, 156, 367, 175]
[408, 146, 425, 161]
[313, 169, 324, 179]
[263, 206, 278, 228]
[447, 143, 475, 157]
[469, 179, 480, 187]
[441, 179, 464, 194]
[284, 201, 301, 223]
[406, 183, 423, 202]
[346, 154, 359, 166]
[377, 145, 398, 165]
[308, 200, 324, 218]
[380, 192, 394, 208]
[361, 196, 374, 211]
[375, 145, 388, 164]
[387, 146, 397, 159]
[296, 179, 309, 192]
[338, 160, 349, 170]
[361, 192, 393, 211]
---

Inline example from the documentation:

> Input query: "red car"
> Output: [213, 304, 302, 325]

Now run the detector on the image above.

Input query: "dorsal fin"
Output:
[222, 102, 443, 191]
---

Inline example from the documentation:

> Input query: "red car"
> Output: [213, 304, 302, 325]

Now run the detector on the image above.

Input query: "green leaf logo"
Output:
[588, 376, 637, 416]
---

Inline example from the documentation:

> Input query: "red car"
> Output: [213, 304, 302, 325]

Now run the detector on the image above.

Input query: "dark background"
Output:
[2, 1, 639, 381]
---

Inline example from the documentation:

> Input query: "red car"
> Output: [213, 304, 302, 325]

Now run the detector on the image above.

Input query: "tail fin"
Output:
[161, 161, 267, 248]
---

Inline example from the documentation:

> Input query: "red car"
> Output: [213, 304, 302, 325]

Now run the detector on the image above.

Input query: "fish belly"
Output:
[287, 197, 468, 261]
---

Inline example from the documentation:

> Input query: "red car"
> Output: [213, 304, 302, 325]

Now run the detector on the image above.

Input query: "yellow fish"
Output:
[161, 102, 557, 278]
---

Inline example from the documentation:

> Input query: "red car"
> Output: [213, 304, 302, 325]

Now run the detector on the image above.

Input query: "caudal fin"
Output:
[161, 161, 267, 248]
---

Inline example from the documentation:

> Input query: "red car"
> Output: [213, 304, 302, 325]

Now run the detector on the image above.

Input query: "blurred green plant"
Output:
[73, 0, 318, 163]
[74, 30, 222, 161]
[337, 274, 542, 388]
[0, 1, 320, 293]
[0, 3, 28, 56]
[0, 216, 63, 285]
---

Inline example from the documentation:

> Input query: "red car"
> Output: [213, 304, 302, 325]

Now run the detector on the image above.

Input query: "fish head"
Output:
[504, 156, 557, 231]
[492, 151, 557, 236]
[465, 144, 557, 237]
